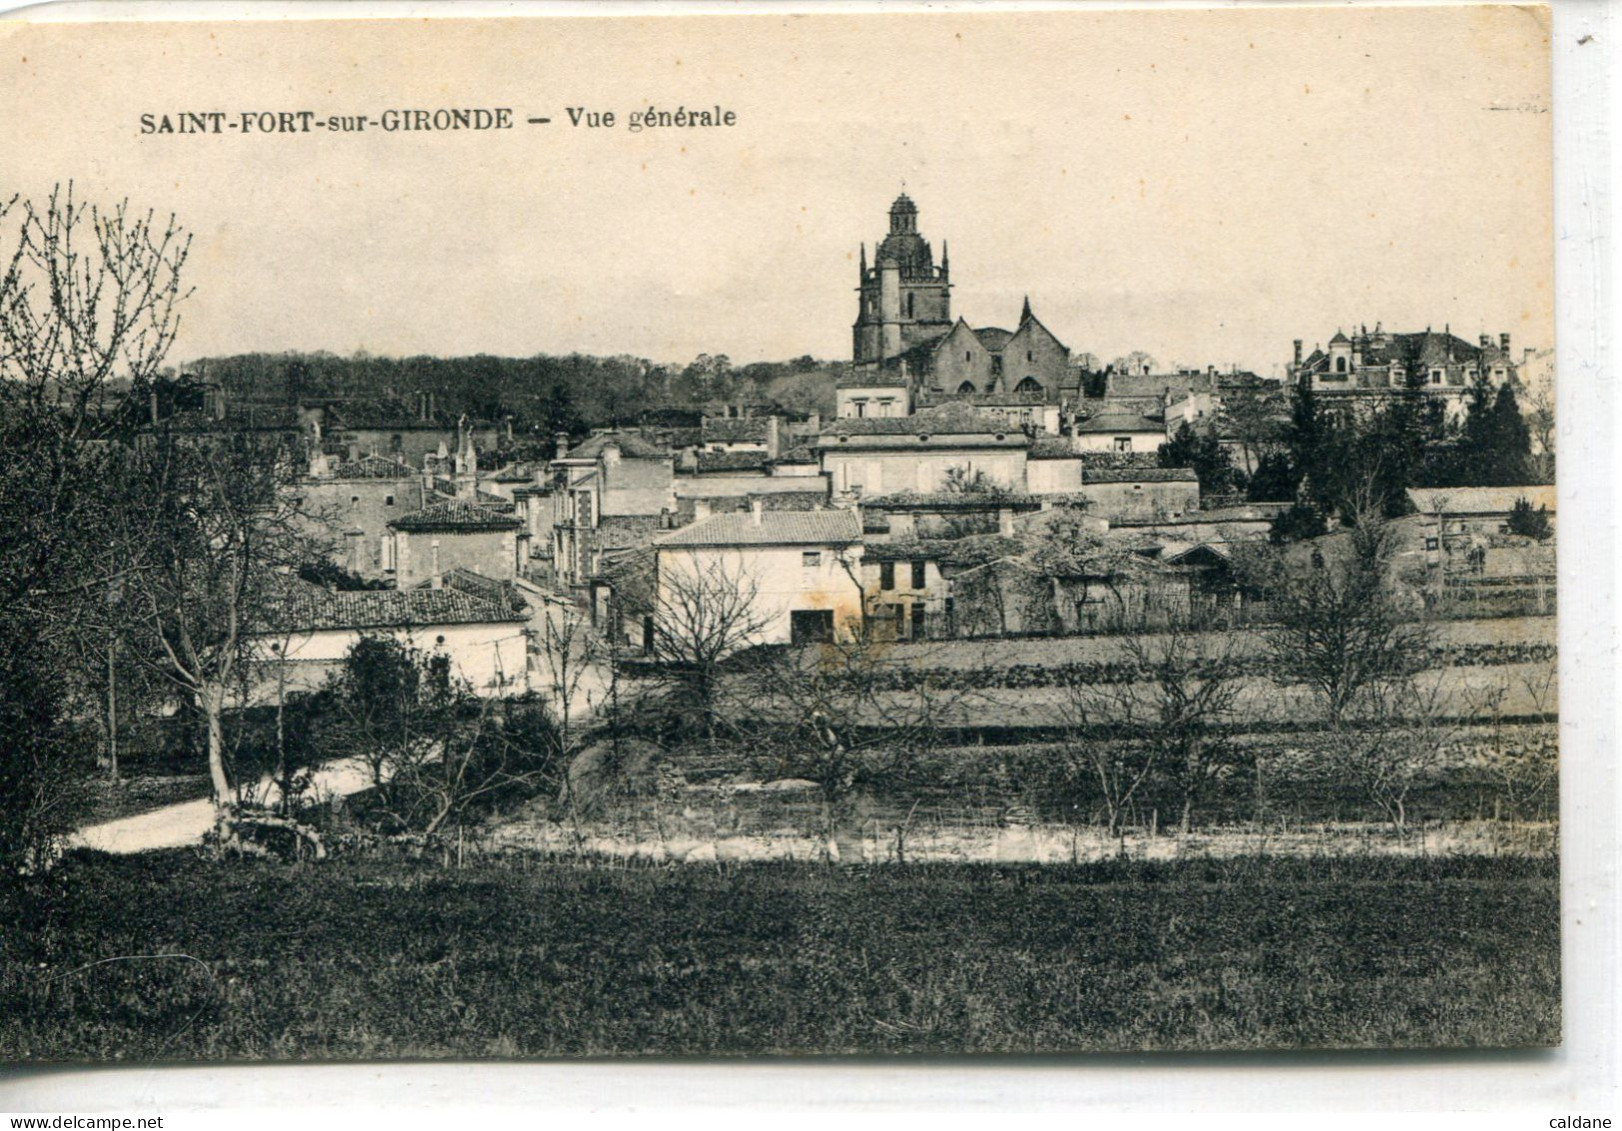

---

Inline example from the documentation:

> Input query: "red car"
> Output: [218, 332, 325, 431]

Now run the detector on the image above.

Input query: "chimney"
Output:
[693, 499, 712, 522]
[750, 497, 764, 526]
[998, 507, 1015, 538]
[1500, 333, 1511, 354]
[429, 539, 442, 589]
[554, 431, 569, 460]
[766, 415, 782, 460]
[660, 507, 673, 530]
[1292, 340, 1303, 366]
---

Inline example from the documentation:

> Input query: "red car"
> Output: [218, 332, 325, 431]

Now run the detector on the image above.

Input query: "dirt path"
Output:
[67, 756, 381, 855]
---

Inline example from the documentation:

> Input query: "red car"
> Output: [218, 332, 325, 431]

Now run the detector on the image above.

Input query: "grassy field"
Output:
[2, 851, 1559, 1059]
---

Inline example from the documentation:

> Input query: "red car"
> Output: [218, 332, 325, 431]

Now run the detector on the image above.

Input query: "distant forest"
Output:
[185, 351, 847, 435]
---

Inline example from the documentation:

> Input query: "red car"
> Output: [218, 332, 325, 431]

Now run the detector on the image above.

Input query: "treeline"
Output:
[190, 350, 846, 433]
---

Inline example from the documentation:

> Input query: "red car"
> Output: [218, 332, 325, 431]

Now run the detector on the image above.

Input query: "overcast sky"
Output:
[1, 6, 1552, 377]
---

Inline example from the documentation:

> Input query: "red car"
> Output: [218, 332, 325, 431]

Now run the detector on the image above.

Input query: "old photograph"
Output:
[0, 6, 1559, 1058]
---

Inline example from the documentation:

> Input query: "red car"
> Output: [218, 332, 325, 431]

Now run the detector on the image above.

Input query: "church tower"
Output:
[852, 193, 953, 368]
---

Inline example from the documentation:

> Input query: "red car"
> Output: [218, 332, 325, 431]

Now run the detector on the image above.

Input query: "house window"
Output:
[853, 399, 867, 418]
[906, 293, 915, 318]
[1493, 367, 1506, 380]
[911, 561, 927, 589]
[880, 561, 896, 590]
[350, 495, 360, 507]
[1335, 357, 1348, 374]
[958, 381, 976, 394]
[1114, 437, 1132, 452]
[802, 551, 822, 569]
[1430, 369, 1444, 385]
[1027, 350, 1034, 363]
[965, 351, 972, 362]
[990, 356, 1003, 377]
[911, 603, 927, 640]
[384, 494, 395, 507]
[1425, 537, 1440, 551]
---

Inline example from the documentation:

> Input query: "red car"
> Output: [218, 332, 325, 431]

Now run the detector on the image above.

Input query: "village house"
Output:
[1404, 485, 1557, 569]
[1071, 409, 1170, 454]
[549, 430, 676, 587]
[1078, 467, 1201, 522]
[293, 454, 425, 579]
[834, 372, 912, 420]
[251, 569, 531, 700]
[651, 503, 866, 646]
[814, 403, 1031, 499]
[387, 501, 523, 589]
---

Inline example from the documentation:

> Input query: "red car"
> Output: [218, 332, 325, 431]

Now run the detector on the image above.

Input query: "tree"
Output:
[324, 636, 563, 837]
[1505, 497, 1554, 542]
[639, 556, 773, 740]
[1458, 378, 1532, 486]
[1251, 497, 1430, 723]
[1219, 382, 1286, 477]
[1049, 620, 1244, 836]
[0, 184, 191, 873]
[1158, 421, 1236, 495]
[110, 430, 314, 811]
[1324, 677, 1453, 837]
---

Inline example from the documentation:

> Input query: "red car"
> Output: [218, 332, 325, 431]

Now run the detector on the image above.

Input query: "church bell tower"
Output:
[852, 193, 953, 369]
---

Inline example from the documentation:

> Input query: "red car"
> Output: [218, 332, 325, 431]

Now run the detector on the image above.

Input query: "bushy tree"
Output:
[1505, 497, 1553, 541]
[1158, 422, 1236, 494]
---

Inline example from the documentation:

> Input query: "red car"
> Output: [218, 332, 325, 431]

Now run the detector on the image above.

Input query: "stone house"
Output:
[387, 501, 522, 589]
[252, 569, 531, 700]
[650, 504, 865, 646]
[815, 403, 1030, 499]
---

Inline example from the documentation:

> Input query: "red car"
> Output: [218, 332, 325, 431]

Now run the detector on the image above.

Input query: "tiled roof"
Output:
[1082, 467, 1198, 484]
[1029, 436, 1080, 460]
[695, 450, 771, 473]
[1406, 485, 1556, 516]
[387, 501, 522, 532]
[261, 577, 526, 634]
[701, 417, 770, 444]
[326, 455, 416, 479]
[1074, 412, 1167, 434]
[562, 432, 669, 461]
[476, 489, 517, 511]
[654, 508, 861, 548]
[836, 371, 910, 389]
[820, 402, 1025, 437]
[860, 490, 1045, 510]
[777, 445, 818, 463]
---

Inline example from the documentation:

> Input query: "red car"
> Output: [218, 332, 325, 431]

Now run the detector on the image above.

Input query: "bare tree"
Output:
[1255, 497, 1429, 723]
[1326, 677, 1454, 837]
[738, 631, 982, 850]
[639, 555, 773, 740]
[1049, 620, 1246, 837]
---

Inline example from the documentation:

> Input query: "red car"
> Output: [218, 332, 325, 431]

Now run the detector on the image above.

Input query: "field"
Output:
[2, 850, 1559, 1059]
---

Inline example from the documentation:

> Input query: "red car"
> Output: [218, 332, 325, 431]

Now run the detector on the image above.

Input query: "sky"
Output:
[0, 6, 1553, 377]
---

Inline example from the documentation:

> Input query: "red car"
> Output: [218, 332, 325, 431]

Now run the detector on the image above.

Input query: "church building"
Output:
[843, 194, 1076, 432]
